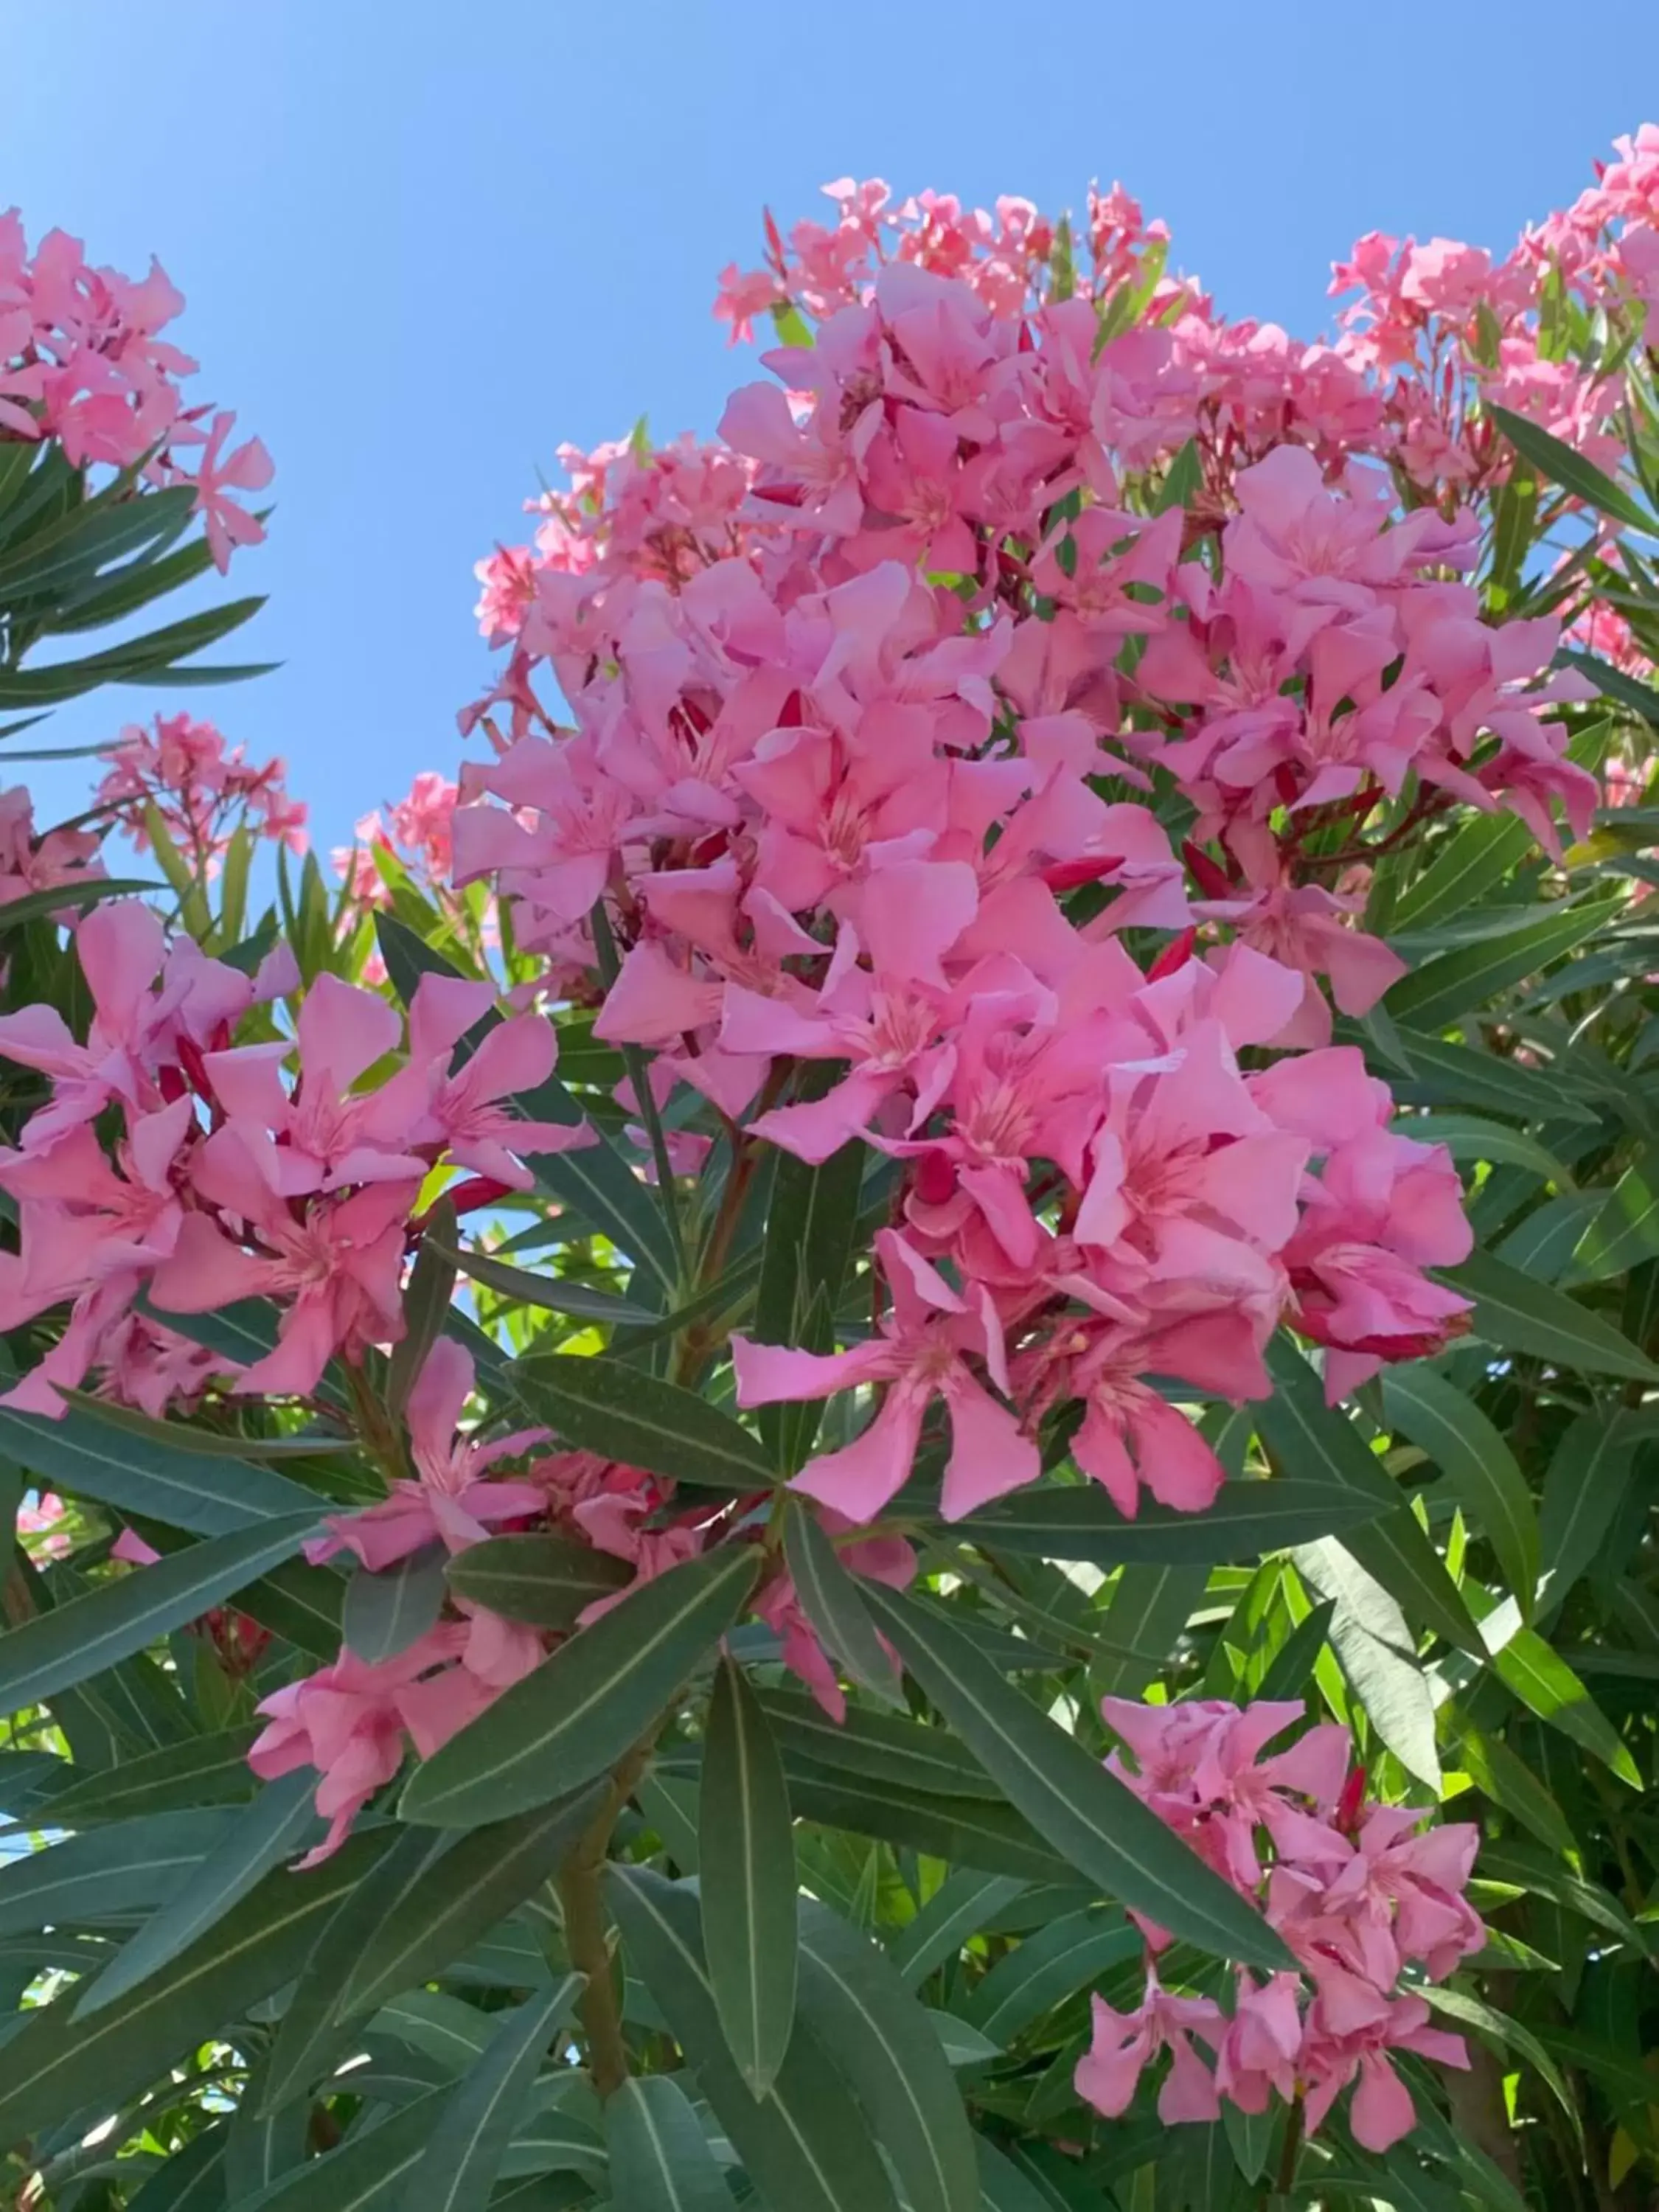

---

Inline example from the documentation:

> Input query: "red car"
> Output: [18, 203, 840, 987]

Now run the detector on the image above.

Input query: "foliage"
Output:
[4, 133, 1659, 2212]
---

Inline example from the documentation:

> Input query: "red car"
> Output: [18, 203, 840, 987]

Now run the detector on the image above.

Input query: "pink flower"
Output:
[1074, 1971, 1225, 2123]
[183, 409, 274, 572]
[733, 1228, 1038, 1523]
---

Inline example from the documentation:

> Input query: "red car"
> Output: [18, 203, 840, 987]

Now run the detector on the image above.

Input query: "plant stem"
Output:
[1275, 2094, 1304, 2197]
[557, 1735, 658, 2098]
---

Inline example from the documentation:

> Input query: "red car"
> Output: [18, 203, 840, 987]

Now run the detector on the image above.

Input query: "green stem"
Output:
[589, 900, 684, 1271]
[557, 1735, 658, 2097]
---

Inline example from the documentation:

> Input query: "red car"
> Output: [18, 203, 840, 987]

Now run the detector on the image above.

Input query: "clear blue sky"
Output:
[10, 0, 1659, 853]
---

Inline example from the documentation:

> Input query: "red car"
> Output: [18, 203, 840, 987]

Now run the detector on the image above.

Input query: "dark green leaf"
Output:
[400, 1975, 585, 2212]
[1488, 403, 1658, 535]
[508, 1352, 776, 1491]
[401, 1549, 760, 1826]
[0, 1809, 241, 1938]
[344, 1547, 450, 1664]
[753, 1130, 866, 1472]
[42, 1728, 259, 1826]
[700, 1656, 799, 2096]
[0, 1401, 327, 1532]
[782, 1505, 903, 1707]
[445, 1533, 633, 1630]
[858, 1586, 1289, 1970]
[1385, 897, 1619, 1031]
[605, 2073, 732, 2212]
[1448, 1248, 1659, 1380]
[0, 1512, 319, 1709]
[1380, 1366, 1539, 1607]
[0, 876, 161, 933]
[960, 1478, 1382, 1564]
[757, 1686, 1002, 1801]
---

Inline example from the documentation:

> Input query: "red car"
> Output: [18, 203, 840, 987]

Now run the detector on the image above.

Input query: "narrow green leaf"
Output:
[1488, 403, 1658, 535]
[399, 1975, 585, 2212]
[700, 1656, 799, 2096]
[0, 1402, 326, 1531]
[887, 1872, 1027, 1986]
[509, 1351, 774, 1491]
[0, 1512, 318, 1709]
[42, 1728, 259, 1826]
[1292, 1540, 1442, 1790]
[1538, 1406, 1640, 1619]
[0, 1828, 392, 2145]
[1448, 1248, 1659, 1380]
[608, 1865, 903, 2212]
[431, 1239, 657, 1326]
[1447, 1714, 1577, 1858]
[754, 1131, 867, 1472]
[57, 1391, 352, 1460]
[1479, 1606, 1641, 1787]
[858, 1586, 1289, 1970]
[1390, 1113, 1575, 1189]
[757, 1686, 1003, 1801]
[1386, 1029, 1600, 1126]
[335, 1787, 607, 2022]
[445, 1533, 633, 1630]
[343, 1546, 449, 1664]
[240, 2090, 448, 2211]
[1571, 1147, 1659, 1277]
[74, 1773, 317, 2017]
[388, 1199, 459, 1417]
[1385, 897, 1619, 1031]
[1380, 1366, 1539, 1609]
[400, 1548, 760, 1826]
[795, 1894, 980, 2212]
[965, 1907, 1140, 2045]
[961, 1478, 1382, 1564]
[0, 1809, 241, 1937]
[606, 2073, 733, 2212]
[0, 875, 161, 933]
[783, 1506, 904, 1707]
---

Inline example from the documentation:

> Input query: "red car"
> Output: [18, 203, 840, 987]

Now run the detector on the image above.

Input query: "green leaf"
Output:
[57, 1390, 350, 1460]
[1390, 1113, 1576, 1189]
[1291, 1539, 1442, 1790]
[1447, 1713, 1577, 1857]
[757, 1686, 1003, 1801]
[1488, 403, 1658, 535]
[399, 1975, 585, 2212]
[1538, 1406, 1640, 1619]
[1571, 1147, 1659, 1277]
[1478, 1604, 1641, 1787]
[431, 1239, 658, 1326]
[444, 1532, 634, 1630]
[0, 1401, 326, 1531]
[401, 1548, 760, 1826]
[1380, 1366, 1539, 1608]
[0, 1826, 392, 2144]
[388, 1200, 459, 1418]
[0, 874, 161, 933]
[1447, 1248, 1659, 1380]
[1385, 897, 1620, 1031]
[753, 1130, 867, 1472]
[1257, 1343, 1480, 1655]
[1385, 1030, 1601, 1127]
[779, 1766, 1071, 1883]
[976, 2138, 1059, 2212]
[886, 1872, 1027, 1986]
[783, 1506, 904, 1707]
[608, 1865, 902, 2212]
[965, 1907, 1140, 2045]
[508, 1352, 776, 1491]
[1559, 645, 1659, 730]
[605, 2073, 734, 2212]
[0, 1512, 318, 1709]
[343, 1546, 449, 1664]
[700, 1657, 799, 2096]
[858, 1585, 1288, 1970]
[1390, 814, 1537, 933]
[0, 596, 266, 705]
[0, 1809, 242, 1937]
[794, 1894, 980, 2212]
[960, 1478, 1382, 1564]
[74, 1772, 317, 2017]
[1419, 1982, 1581, 2135]
[335, 1788, 608, 2024]
[240, 2091, 449, 2211]
[42, 1728, 260, 1826]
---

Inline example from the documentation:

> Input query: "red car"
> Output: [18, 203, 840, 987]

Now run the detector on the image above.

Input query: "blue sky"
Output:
[9, 0, 1659, 855]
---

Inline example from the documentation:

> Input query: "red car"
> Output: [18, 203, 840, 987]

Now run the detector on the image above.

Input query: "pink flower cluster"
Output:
[0, 902, 591, 1415]
[1076, 1698, 1484, 2154]
[0, 784, 102, 913]
[97, 712, 308, 874]
[1, 210, 271, 570]
[333, 773, 460, 908]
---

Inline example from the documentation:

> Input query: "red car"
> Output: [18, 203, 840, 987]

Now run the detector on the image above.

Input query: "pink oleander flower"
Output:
[733, 1228, 1037, 1523]
[1075, 1972, 1225, 2124]
[98, 713, 307, 872]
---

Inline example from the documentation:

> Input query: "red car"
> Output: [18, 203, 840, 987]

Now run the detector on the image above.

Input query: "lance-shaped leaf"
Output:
[509, 1352, 776, 1491]
[606, 2074, 734, 2212]
[43, 1728, 260, 1826]
[431, 1239, 658, 1326]
[0, 1828, 392, 2145]
[1380, 1366, 1539, 1610]
[74, 1771, 319, 2017]
[0, 1809, 242, 1938]
[700, 1656, 799, 2096]
[1385, 896, 1619, 1032]
[445, 1532, 633, 1630]
[960, 1478, 1382, 1565]
[608, 1865, 902, 2212]
[1488, 403, 1658, 535]
[793, 1895, 979, 2212]
[1538, 1406, 1640, 1621]
[343, 1545, 449, 1664]
[783, 1505, 904, 1706]
[401, 1548, 760, 1827]
[1448, 1248, 1659, 1380]
[759, 1686, 1004, 1801]
[1571, 1147, 1659, 1279]
[236, 2090, 449, 2211]
[753, 1128, 867, 1472]
[400, 1975, 585, 2212]
[858, 1585, 1289, 1970]
[1389, 814, 1534, 933]
[0, 1402, 324, 1533]
[0, 1512, 319, 1711]
[887, 1871, 1028, 1987]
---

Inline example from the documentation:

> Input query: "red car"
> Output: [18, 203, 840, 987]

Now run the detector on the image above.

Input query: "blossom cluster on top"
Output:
[0, 903, 591, 1416]
[1076, 1697, 1484, 2154]
[97, 711, 308, 874]
[1, 209, 271, 569]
